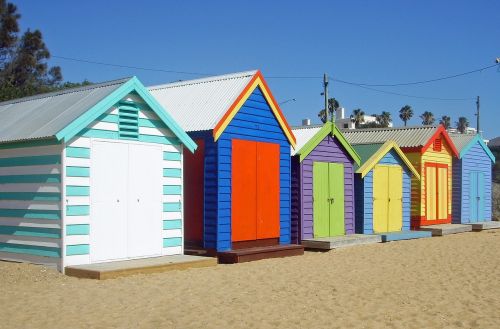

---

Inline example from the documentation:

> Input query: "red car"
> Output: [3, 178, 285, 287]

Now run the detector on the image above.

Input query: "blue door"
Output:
[469, 171, 484, 222]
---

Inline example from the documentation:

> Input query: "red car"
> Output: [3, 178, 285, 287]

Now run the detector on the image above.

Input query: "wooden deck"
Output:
[419, 224, 472, 236]
[301, 234, 382, 250]
[217, 244, 304, 264]
[379, 230, 432, 242]
[65, 255, 217, 280]
[469, 221, 500, 231]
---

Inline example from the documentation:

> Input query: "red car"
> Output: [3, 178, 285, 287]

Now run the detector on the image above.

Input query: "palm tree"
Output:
[439, 115, 451, 130]
[378, 111, 392, 128]
[351, 108, 365, 128]
[456, 116, 469, 134]
[399, 105, 413, 126]
[318, 98, 340, 123]
[420, 111, 435, 125]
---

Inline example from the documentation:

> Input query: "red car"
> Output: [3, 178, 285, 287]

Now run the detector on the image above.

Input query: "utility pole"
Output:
[323, 73, 329, 122]
[476, 96, 480, 135]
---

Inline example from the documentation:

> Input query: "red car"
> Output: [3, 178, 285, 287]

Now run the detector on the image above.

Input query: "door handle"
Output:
[117, 199, 120, 203]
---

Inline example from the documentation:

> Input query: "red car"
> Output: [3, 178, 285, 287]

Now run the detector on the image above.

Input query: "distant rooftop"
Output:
[341, 125, 439, 148]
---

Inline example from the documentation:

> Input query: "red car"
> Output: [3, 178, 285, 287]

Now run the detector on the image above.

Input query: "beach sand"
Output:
[1, 230, 499, 329]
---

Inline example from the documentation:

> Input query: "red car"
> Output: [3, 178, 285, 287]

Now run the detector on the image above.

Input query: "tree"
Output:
[351, 108, 365, 128]
[378, 111, 392, 128]
[399, 105, 413, 126]
[439, 115, 451, 129]
[318, 97, 340, 123]
[420, 111, 435, 125]
[0, 0, 69, 101]
[456, 116, 469, 134]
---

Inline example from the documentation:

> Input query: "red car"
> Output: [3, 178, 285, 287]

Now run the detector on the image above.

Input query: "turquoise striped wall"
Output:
[0, 141, 62, 266]
[64, 93, 183, 266]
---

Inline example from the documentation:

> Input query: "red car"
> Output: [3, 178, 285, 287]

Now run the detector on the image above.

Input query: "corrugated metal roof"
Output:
[449, 133, 476, 153]
[290, 124, 323, 155]
[352, 143, 385, 165]
[0, 78, 130, 143]
[148, 70, 257, 132]
[341, 125, 439, 147]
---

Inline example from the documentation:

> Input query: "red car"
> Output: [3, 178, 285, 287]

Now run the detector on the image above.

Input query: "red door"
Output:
[232, 139, 280, 242]
[184, 139, 205, 245]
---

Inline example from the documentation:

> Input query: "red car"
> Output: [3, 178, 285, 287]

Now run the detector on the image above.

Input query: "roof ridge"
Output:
[291, 124, 323, 130]
[148, 70, 258, 90]
[0, 77, 131, 106]
[341, 125, 438, 133]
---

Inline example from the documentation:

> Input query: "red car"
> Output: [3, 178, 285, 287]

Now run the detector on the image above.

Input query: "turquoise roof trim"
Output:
[459, 134, 495, 163]
[55, 77, 197, 153]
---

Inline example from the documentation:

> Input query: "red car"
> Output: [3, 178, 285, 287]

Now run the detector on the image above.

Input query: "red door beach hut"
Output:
[343, 126, 459, 231]
[150, 70, 304, 262]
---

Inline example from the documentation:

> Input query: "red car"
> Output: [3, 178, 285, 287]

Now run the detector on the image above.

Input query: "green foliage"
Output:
[352, 108, 365, 128]
[439, 115, 451, 129]
[456, 116, 469, 134]
[420, 111, 435, 125]
[318, 97, 340, 123]
[399, 105, 413, 126]
[0, 1, 90, 102]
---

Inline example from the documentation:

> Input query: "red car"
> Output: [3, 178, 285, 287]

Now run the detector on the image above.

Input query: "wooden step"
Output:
[217, 244, 304, 264]
[419, 224, 472, 236]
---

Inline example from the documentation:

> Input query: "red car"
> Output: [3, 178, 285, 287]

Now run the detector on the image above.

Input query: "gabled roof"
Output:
[342, 125, 459, 157]
[292, 122, 360, 164]
[450, 133, 495, 163]
[149, 70, 296, 148]
[352, 141, 420, 179]
[0, 77, 197, 152]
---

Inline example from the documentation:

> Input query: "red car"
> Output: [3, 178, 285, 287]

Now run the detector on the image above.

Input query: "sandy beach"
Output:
[1, 230, 499, 329]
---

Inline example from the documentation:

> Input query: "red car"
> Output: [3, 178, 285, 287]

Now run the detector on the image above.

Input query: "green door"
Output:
[313, 162, 345, 237]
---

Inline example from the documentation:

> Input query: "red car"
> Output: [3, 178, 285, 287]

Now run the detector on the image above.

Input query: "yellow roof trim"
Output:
[357, 140, 421, 179]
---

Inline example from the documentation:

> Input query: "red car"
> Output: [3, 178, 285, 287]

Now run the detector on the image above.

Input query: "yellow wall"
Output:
[421, 142, 453, 218]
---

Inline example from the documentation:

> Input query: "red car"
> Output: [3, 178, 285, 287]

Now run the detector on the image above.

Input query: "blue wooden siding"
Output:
[187, 130, 218, 250]
[356, 150, 412, 233]
[216, 87, 291, 251]
[454, 141, 492, 223]
[0, 142, 62, 264]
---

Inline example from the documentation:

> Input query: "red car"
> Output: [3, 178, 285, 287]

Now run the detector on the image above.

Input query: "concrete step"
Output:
[65, 255, 217, 280]
[379, 230, 432, 242]
[302, 234, 382, 250]
[419, 224, 472, 236]
[468, 221, 500, 231]
[217, 244, 304, 264]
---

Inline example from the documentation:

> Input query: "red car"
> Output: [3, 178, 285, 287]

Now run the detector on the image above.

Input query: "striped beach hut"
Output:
[352, 141, 420, 235]
[291, 122, 360, 243]
[150, 71, 303, 261]
[343, 125, 459, 229]
[0, 77, 196, 271]
[450, 134, 495, 223]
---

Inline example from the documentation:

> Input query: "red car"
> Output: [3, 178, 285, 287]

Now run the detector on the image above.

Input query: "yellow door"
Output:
[437, 167, 448, 220]
[425, 166, 437, 220]
[373, 165, 389, 233]
[388, 166, 403, 231]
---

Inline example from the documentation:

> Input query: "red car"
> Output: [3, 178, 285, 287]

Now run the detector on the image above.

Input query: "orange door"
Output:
[231, 140, 257, 241]
[231, 139, 280, 242]
[256, 142, 280, 239]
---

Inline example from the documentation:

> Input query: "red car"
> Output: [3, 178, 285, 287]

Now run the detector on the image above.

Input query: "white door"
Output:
[127, 144, 163, 258]
[90, 141, 129, 262]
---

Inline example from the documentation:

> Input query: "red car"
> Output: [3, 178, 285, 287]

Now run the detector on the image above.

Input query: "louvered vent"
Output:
[118, 103, 139, 139]
[433, 138, 442, 152]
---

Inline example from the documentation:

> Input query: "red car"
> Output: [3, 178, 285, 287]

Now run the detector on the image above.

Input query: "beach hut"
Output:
[343, 125, 459, 229]
[149, 70, 304, 262]
[290, 122, 360, 243]
[352, 141, 428, 240]
[0, 77, 196, 272]
[450, 134, 495, 224]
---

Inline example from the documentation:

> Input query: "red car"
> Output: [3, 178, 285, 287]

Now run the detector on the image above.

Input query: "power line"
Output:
[331, 63, 499, 87]
[332, 79, 475, 101]
[53, 55, 212, 76]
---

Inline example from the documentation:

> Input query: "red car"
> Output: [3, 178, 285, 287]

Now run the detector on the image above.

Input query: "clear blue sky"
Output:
[14, 0, 500, 138]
